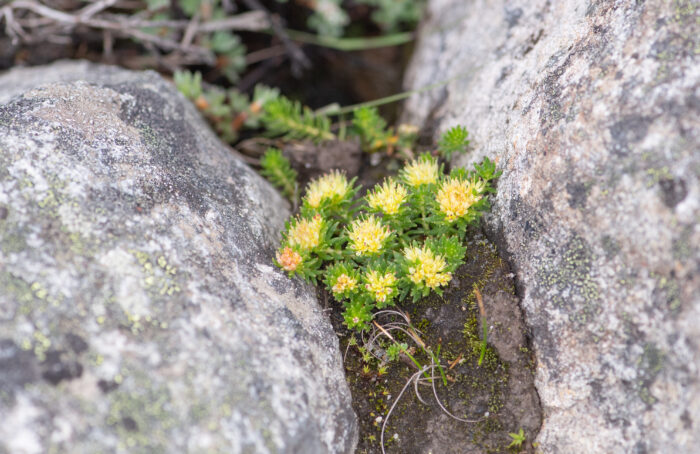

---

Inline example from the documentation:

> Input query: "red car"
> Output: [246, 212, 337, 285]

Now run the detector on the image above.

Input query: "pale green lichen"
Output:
[107, 374, 177, 454]
[536, 236, 600, 326]
[130, 249, 181, 297]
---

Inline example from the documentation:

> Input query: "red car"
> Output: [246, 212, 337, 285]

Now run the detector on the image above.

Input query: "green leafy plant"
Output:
[259, 148, 299, 202]
[356, 0, 426, 32]
[207, 31, 247, 83]
[306, 0, 349, 37]
[437, 125, 470, 160]
[262, 96, 336, 142]
[274, 150, 501, 331]
[508, 428, 526, 450]
[300, 0, 424, 36]
[174, 70, 281, 143]
[351, 106, 397, 153]
[174, 74, 420, 156]
[350, 106, 419, 155]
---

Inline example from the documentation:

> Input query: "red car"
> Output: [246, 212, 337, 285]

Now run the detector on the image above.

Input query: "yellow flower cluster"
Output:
[403, 158, 438, 187]
[287, 214, 323, 250]
[348, 216, 392, 256]
[364, 270, 397, 303]
[403, 245, 452, 289]
[332, 274, 357, 295]
[276, 247, 302, 271]
[435, 177, 482, 222]
[366, 179, 408, 215]
[304, 171, 350, 209]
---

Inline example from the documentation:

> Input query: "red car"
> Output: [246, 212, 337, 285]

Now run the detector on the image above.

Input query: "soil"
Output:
[324, 231, 542, 454]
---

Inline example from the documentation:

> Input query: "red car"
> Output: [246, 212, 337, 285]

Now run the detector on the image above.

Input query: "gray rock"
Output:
[403, 1, 699, 452]
[0, 61, 357, 454]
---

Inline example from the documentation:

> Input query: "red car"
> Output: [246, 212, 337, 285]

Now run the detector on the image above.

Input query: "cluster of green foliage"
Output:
[508, 428, 526, 450]
[273, 149, 500, 331]
[437, 124, 470, 160]
[262, 96, 336, 141]
[146, 0, 247, 83]
[259, 148, 299, 201]
[176, 69, 422, 152]
[175, 71, 279, 142]
[351, 106, 417, 154]
[355, 0, 426, 32]
[289, 0, 426, 37]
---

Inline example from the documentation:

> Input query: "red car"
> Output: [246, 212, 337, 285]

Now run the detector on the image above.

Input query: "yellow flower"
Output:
[402, 245, 422, 263]
[276, 247, 302, 272]
[348, 216, 392, 256]
[403, 244, 452, 289]
[367, 179, 408, 215]
[403, 157, 438, 187]
[287, 214, 323, 250]
[304, 171, 351, 209]
[364, 270, 397, 303]
[332, 274, 357, 294]
[435, 177, 482, 222]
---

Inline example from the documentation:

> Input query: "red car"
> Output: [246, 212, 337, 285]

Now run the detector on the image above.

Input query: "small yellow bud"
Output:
[287, 214, 323, 250]
[348, 216, 392, 256]
[403, 157, 439, 187]
[403, 244, 452, 289]
[367, 179, 408, 215]
[332, 274, 357, 295]
[304, 171, 351, 209]
[364, 270, 397, 303]
[435, 177, 483, 222]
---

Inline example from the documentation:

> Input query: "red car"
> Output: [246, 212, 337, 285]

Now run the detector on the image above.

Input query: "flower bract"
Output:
[348, 215, 392, 256]
[435, 177, 482, 222]
[367, 179, 408, 215]
[402, 155, 438, 187]
[276, 247, 302, 272]
[332, 273, 357, 295]
[403, 244, 452, 289]
[287, 214, 324, 250]
[364, 269, 397, 304]
[304, 170, 351, 209]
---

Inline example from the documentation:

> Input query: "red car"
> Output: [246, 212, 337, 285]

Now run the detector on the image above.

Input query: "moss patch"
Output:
[329, 234, 542, 453]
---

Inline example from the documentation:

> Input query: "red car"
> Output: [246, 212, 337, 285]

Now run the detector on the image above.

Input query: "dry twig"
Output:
[0, 1, 270, 67]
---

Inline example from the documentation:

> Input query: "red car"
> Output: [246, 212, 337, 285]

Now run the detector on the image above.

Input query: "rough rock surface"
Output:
[402, 1, 699, 452]
[0, 61, 357, 454]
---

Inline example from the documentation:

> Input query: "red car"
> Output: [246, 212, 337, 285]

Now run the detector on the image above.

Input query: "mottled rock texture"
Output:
[0, 61, 357, 454]
[403, 1, 699, 452]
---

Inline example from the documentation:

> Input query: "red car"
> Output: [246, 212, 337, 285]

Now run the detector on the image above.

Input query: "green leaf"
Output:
[437, 125, 470, 160]
[507, 428, 526, 449]
[351, 106, 395, 153]
[260, 148, 298, 202]
[262, 96, 335, 142]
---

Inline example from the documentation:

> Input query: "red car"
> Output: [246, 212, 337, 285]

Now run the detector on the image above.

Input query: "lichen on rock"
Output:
[0, 61, 357, 454]
[403, 1, 699, 452]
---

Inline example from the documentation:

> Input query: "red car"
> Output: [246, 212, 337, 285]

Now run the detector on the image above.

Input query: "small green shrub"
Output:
[437, 125, 470, 160]
[273, 151, 500, 331]
[260, 148, 298, 202]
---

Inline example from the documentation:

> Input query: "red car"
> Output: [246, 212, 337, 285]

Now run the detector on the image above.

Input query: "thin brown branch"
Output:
[0, 1, 271, 65]
[78, 0, 118, 20]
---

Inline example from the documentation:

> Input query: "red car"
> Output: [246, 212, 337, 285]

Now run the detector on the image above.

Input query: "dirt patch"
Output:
[326, 232, 542, 454]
